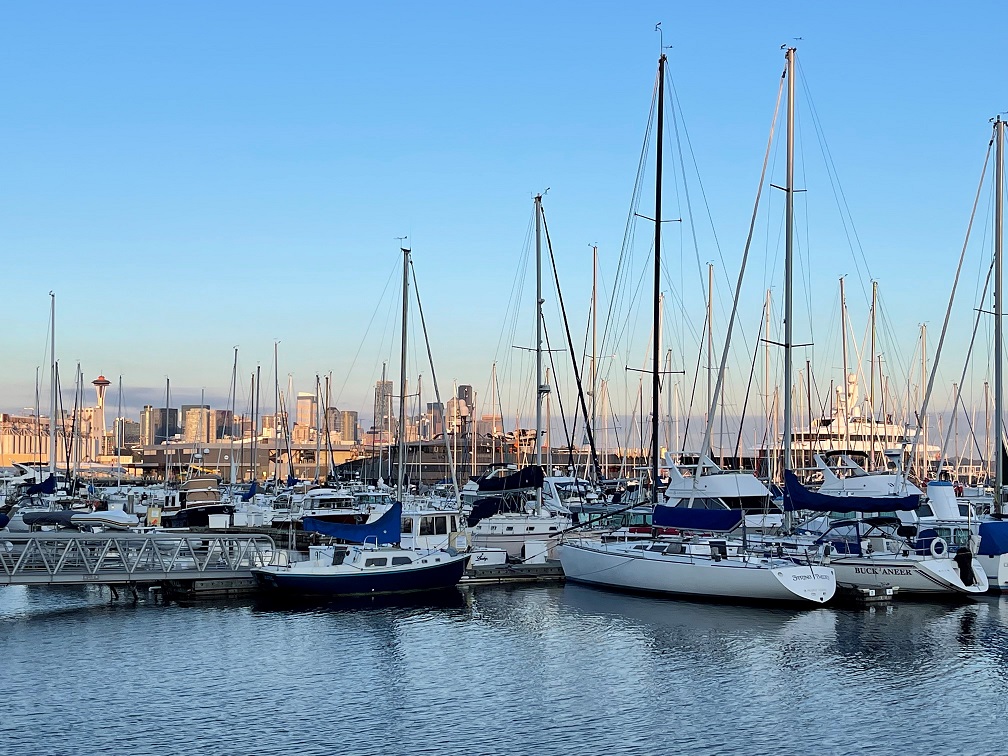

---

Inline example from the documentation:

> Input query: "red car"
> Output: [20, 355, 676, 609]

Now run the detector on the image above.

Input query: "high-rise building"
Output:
[212, 410, 233, 440]
[140, 406, 179, 445]
[113, 417, 141, 452]
[181, 404, 211, 443]
[375, 380, 393, 429]
[340, 410, 358, 443]
[296, 393, 317, 428]
[426, 402, 444, 439]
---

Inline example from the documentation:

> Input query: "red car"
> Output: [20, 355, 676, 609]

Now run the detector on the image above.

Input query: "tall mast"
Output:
[707, 263, 714, 430]
[783, 46, 796, 475]
[652, 52, 666, 503]
[591, 244, 598, 451]
[229, 347, 238, 484]
[995, 115, 1004, 513]
[921, 324, 927, 479]
[535, 193, 545, 513]
[49, 292, 56, 479]
[869, 281, 877, 467]
[398, 246, 410, 500]
[840, 276, 850, 453]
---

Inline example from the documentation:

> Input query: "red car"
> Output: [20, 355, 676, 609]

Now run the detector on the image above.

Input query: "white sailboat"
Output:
[559, 48, 836, 605]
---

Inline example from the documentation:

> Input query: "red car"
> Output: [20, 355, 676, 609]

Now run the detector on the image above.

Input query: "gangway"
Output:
[0, 532, 276, 586]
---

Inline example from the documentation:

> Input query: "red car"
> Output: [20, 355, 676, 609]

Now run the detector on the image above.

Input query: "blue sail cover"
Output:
[978, 520, 1008, 556]
[783, 470, 920, 513]
[303, 501, 402, 544]
[477, 465, 545, 492]
[25, 475, 56, 496]
[652, 504, 743, 532]
[241, 481, 258, 502]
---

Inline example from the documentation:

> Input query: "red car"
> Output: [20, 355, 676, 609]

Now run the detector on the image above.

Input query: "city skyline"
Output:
[2, 3, 1008, 456]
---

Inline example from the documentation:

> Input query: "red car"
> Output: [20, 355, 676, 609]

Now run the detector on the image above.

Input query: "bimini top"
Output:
[783, 470, 920, 513]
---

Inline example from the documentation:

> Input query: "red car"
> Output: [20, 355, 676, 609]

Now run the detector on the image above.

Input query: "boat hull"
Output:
[824, 556, 988, 597]
[252, 553, 469, 597]
[557, 540, 835, 605]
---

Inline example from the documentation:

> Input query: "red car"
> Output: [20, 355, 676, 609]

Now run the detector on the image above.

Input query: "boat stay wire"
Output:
[541, 207, 602, 479]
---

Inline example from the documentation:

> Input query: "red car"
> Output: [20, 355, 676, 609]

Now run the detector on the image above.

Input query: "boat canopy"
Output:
[477, 465, 544, 493]
[303, 500, 402, 544]
[978, 520, 1008, 556]
[652, 503, 743, 532]
[240, 481, 258, 502]
[783, 470, 920, 513]
[25, 475, 56, 496]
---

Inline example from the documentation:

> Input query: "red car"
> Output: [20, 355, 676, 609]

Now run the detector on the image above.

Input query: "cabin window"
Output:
[918, 504, 934, 518]
[401, 518, 413, 534]
[435, 517, 448, 535]
[450, 516, 458, 532]
[505, 526, 514, 532]
[958, 504, 971, 518]
[526, 526, 535, 532]
[548, 527, 558, 532]
[419, 517, 435, 535]
[391, 556, 412, 566]
[364, 558, 388, 567]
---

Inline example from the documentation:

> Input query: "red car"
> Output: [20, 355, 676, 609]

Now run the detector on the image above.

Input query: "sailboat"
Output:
[468, 194, 574, 561]
[558, 49, 836, 605]
[252, 247, 469, 598]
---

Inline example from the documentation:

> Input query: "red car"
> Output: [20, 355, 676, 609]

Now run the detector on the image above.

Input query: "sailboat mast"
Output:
[49, 292, 56, 479]
[398, 246, 410, 500]
[995, 115, 1004, 513]
[840, 276, 849, 453]
[652, 52, 666, 504]
[534, 194, 545, 513]
[783, 46, 796, 474]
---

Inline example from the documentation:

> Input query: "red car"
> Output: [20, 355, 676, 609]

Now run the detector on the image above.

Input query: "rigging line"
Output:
[542, 320, 575, 469]
[599, 71, 659, 377]
[910, 134, 995, 474]
[937, 255, 995, 473]
[734, 299, 765, 462]
[332, 260, 398, 408]
[541, 208, 602, 478]
[409, 259, 461, 503]
[798, 66, 873, 302]
[695, 58, 785, 470]
[666, 66, 748, 359]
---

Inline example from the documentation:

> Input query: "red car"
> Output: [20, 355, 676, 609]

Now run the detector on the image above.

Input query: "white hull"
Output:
[557, 540, 835, 605]
[826, 556, 988, 596]
[470, 514, 568, 559]
[976, 553, 1008, 591]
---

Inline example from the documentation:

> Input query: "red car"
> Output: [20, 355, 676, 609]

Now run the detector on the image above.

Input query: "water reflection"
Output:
[3, 583, 1008, 754]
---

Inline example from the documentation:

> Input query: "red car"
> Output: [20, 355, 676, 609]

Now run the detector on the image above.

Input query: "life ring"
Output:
[930, 537, 948, 558]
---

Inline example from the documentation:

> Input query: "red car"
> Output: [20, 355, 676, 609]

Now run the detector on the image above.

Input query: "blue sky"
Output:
[1, 2, 1006, 450]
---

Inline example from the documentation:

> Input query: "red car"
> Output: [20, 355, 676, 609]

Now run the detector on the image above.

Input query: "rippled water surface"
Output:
[2, 583, 1006, 755]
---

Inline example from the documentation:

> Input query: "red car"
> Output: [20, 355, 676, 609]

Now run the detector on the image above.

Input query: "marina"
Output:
[5, 4, 1008, 753]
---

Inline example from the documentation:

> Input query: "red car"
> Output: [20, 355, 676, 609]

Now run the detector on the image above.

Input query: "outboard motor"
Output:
[954, 546, 976, 587]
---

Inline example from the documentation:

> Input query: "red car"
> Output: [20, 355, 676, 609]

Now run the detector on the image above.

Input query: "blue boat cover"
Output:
[652, 504, 742, 532]
[25, 475, 56, 496]
[0, 513, 8, 529]
[783, 470, 920, 513]
[978, 520, 1008, 556]
[477, 465, 544, 492]
[303, 500, 402, 544]
[241, 481, 258, 502]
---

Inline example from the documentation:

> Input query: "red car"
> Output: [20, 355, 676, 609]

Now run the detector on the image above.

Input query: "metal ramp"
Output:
[0, 532, 276, 586]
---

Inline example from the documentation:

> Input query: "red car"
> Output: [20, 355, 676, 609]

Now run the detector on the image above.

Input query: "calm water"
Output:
[1, 583, 1005, 755]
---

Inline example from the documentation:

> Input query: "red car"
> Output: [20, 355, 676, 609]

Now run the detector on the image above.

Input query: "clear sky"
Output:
[2, 2, 1006, 450]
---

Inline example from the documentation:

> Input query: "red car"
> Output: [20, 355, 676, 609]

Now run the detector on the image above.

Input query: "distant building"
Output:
[212, 409, 233, 440]
[340, 410, 358, 443]
[114, 417, 140, 451]
[375, 380, 394, 431]
[182, 406, 212, 443]
[140, 406, 179, 445]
